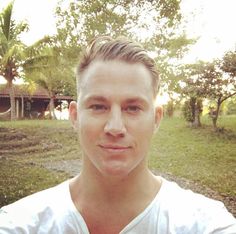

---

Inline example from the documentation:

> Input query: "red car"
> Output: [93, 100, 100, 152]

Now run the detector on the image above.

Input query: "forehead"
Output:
[79, 60, 153, 100]
[77, 60, 155, 107]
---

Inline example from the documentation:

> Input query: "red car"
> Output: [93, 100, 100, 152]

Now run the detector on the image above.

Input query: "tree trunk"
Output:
[21, 96, 24, 118]
[49, 97, 56, 119]
[212, 100, 221, 130]
[8, 80, 16, 120]
[166, 100, 174, 117]
[193, 107, 201, 127]
[191, 97, 202, 127]
[194, 99, 202, 127]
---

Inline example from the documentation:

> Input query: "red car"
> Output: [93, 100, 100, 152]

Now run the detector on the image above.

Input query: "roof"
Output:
[0, 84, 74, 101]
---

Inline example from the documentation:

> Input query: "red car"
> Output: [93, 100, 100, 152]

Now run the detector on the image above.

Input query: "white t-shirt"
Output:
[0, 177, 235, 234]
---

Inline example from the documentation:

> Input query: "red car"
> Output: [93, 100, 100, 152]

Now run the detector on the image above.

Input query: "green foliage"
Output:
[181, 63, 204, 126]
[179, 63, 206, 126]
[181, 53, 236, 129]
[55, 0, 183, 45]
[23, 38, 76, 105]
[54, 0, 194, 96]
[221, 51, 236, 77]
[201, 62, 231, 100]
[0, 1, 14, 40]
[184, 56, 236, 103]
[0, 2, 77, 120]
[0, 1, 29, 120]
[199, 60, 235, 128]
[182, 62, 208, 98]
[0, 1, 28, 80]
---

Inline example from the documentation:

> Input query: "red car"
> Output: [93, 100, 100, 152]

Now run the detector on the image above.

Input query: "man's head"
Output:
[76, 36, 160, 99]
[70, 36, 162, 177]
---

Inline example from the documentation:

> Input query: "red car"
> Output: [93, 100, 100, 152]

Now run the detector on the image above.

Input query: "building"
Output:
[0, 84, 74, 120]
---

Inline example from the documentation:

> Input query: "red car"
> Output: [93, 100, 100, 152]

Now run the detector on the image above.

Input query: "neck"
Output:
[70, 158, 161, 205]
[69, 159, 162, 234]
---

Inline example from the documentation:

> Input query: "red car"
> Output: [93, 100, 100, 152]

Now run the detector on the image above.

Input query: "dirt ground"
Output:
[42, 159, 236, 217]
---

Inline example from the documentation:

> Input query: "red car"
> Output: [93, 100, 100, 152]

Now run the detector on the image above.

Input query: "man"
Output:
[0, 36, 235, 233]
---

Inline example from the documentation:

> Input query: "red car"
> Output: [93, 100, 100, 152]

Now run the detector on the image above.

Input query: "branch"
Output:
[220, 91, 236, 103]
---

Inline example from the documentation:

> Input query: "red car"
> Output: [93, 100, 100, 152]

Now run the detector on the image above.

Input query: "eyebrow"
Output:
[125, 97, 150, 109]
[83, 95, 149, 107]
[83, 95, 108, 103]
[125, 97, 148, 104]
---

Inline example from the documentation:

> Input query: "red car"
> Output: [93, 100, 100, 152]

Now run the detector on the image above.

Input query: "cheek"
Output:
[128, 114, 155, 146]
[130, 113, 155, 133]
[78, 115, 102, 142]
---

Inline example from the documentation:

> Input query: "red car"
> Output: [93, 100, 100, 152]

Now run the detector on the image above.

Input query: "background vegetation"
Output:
[149, 115, 236, 196]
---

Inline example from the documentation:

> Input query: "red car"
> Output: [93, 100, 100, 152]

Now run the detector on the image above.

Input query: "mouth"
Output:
[98, 144, 131, 153]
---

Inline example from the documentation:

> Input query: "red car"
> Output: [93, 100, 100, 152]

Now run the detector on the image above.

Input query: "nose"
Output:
[104, 107, 126, 137]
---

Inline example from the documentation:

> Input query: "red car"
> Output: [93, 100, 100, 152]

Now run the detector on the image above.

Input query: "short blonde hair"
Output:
[77, 36, 160, 97]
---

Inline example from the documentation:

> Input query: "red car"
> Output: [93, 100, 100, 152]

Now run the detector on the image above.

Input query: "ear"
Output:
[154, 105, 163, 130]
[69, 101, 78, 130]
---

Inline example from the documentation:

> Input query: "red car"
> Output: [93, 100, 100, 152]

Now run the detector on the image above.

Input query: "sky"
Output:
[181, 0, 236, 62]
[0, 0, 236, 84]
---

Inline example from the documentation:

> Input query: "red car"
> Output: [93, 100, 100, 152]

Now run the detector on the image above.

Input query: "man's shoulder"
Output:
[159, 178, 224, 208]
[0, 180, 72, 233]
[151, 178, 236, 233]
[1, 180, 69, 213]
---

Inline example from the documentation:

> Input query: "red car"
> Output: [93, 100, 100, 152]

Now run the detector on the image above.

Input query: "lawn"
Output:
[149, 115, 236, 196]
[0, 115, 235, 208]
[0, 120, 79, 206]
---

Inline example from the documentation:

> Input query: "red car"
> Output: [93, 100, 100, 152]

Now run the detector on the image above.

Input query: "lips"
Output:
[98, 144, 131, 153]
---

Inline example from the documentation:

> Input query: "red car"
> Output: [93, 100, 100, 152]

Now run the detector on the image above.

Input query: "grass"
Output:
[0, 159, 68, 206]
[0, 116, 235, 208]
[0, 120, 79, 207]
[149, 115, 236, 196]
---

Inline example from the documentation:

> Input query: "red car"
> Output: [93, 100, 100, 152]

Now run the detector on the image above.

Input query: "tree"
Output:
[182, 97, 203, 127]
[24, 42, 76, 119]
[0, 1, 28, 120]
[221, 51, 236, 77]
[181, 62, 206, 127]
[198, 59, 236, 129]
[55, 0, 183, 46]
[54, 0, 194, 92]
[181, 55, 236, 129]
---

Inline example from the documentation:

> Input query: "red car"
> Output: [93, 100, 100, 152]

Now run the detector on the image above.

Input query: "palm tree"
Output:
[24, 45, 76, 119]
[0, 1, 28, 120]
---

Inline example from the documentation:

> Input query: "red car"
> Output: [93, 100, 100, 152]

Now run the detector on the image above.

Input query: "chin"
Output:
[99, 162, 137, 178]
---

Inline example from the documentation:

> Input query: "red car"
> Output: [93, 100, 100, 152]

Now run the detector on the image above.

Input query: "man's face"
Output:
[70, 60, 162, 177]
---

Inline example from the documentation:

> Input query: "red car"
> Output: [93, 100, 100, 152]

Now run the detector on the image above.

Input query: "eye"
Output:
[124, 105, 141, 113]
[89, 104, 108, 112]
